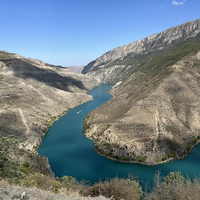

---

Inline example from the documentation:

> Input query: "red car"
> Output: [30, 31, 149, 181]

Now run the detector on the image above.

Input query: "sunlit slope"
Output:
[83, 18, 200, 84]
[82, 21, 200, 164]
[0, 51, 99, 176]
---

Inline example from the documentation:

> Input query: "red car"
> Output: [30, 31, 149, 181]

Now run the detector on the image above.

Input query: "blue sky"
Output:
[0, 0, 200, 66]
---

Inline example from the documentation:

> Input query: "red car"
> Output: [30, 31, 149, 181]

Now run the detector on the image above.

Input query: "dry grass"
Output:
[80, 175, 143, 200]
[2, 171, 200, 199]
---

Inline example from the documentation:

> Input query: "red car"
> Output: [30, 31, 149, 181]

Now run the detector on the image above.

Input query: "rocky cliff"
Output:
[0, 51, 99, 175]
[82, 18, 200, 164]
[83, 18, 200, 83]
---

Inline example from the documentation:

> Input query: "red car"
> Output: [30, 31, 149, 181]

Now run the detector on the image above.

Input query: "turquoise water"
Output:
[38, 84, 200, 184]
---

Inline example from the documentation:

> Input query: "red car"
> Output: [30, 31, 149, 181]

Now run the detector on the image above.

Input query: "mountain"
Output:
[83, 18, 200, 83]
[68, 65, 85, 74]
[0, 51, 98, 175]
[82, 18, 200, 164]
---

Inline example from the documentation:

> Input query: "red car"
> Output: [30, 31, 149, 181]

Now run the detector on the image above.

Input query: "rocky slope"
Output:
[82, 18, 200, 165]
[0, 51, 98, 174]
[83, 18, 200, 83]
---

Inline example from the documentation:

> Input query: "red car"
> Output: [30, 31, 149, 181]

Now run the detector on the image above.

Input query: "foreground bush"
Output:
[0, 135, 25, 179]
[3, 170, 200, 199]
[21, 173, 81, 194]
[19, 173, 143, 199]
[81, 175, 143, 200]
[145, 171, 200, 200]
[1, 136, 200, 200]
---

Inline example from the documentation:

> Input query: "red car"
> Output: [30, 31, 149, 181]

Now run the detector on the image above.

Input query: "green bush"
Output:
[23, 161, 30, 168]
[116, 155, 129, 161]
[82, 115, 90, 133]
[20, 161, 31, 175]
[12, 193, 30, 200]
[81, 175, 143, 200]
[11, 194, 21, 199]
[4, 170, 200, 199]
[155, 156, 162, 162]
[136, 156, 146, 162]
[146, 171, 187, 200]
[0, 135, 25, 179]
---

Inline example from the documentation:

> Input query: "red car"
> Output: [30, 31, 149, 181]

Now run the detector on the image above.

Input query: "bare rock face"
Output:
[82, 18, 200, 165]
[0, 51, 99, 175]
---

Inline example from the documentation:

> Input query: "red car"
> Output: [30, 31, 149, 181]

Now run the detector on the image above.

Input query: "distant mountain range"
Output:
[82, 18, 200, 165]
[68, 65, 84, 74]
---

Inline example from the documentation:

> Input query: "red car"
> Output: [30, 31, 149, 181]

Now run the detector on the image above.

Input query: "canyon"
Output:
[0, 51, 98, 175]
[82, 18, 200, 164]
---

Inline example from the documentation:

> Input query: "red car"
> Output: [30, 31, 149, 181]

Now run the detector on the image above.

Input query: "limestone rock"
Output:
[83, 18, 200, 83]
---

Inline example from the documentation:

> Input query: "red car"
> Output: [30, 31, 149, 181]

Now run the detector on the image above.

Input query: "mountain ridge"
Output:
[82, 18, 200, 165]
[82, 18, 200, 82]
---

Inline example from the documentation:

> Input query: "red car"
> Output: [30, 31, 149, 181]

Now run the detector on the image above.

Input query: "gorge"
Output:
[82, 18, 200, 165]
[1, 17, 200, 199]
[38, 84, 200, 185]
[0, 50, 99, 177]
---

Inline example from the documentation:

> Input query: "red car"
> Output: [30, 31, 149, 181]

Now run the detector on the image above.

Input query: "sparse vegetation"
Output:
[81, 175, 143, 200]
[0, 135, 25, 179]
[156, 152, 176, 162]
[116, 155, 129, 161]
[155, 156, 162, 162]
[0, 135, 200, 199]
[186, 136, 200, 152]
[136, 156, 146, 162]
[11, 193, 30, 200]
[166, 125, 179, 136]
[145, 171, 198, 200]
[82, 114, 90, 133]
[20, 162, 31, 175]
[108, 32, 200, 82]
[2, 169, 200, 200]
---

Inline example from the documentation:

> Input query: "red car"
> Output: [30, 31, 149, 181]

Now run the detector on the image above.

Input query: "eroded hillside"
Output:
[82, 19, 200, 164]
[0, 51, 98, 174]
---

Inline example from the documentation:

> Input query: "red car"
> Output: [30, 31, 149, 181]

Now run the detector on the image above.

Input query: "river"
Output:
[38, 84, 200, 184]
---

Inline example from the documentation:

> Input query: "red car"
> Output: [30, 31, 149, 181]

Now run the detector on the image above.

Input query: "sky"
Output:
[0, 0, 200, 67]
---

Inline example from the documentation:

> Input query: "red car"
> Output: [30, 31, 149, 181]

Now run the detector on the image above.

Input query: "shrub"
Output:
[0, 136, 25, 179]
[155, 156, 162, 162]
[116, 155, 129, 161]
[20, 161, 32, 175]
[81, 175, 143, 200]
[22, 173, 52, 190]
[60, 175, 77, 190]
[23, 161, 30, 168]
[136, 156, 146, 162]
[145, 171, 187, 200]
